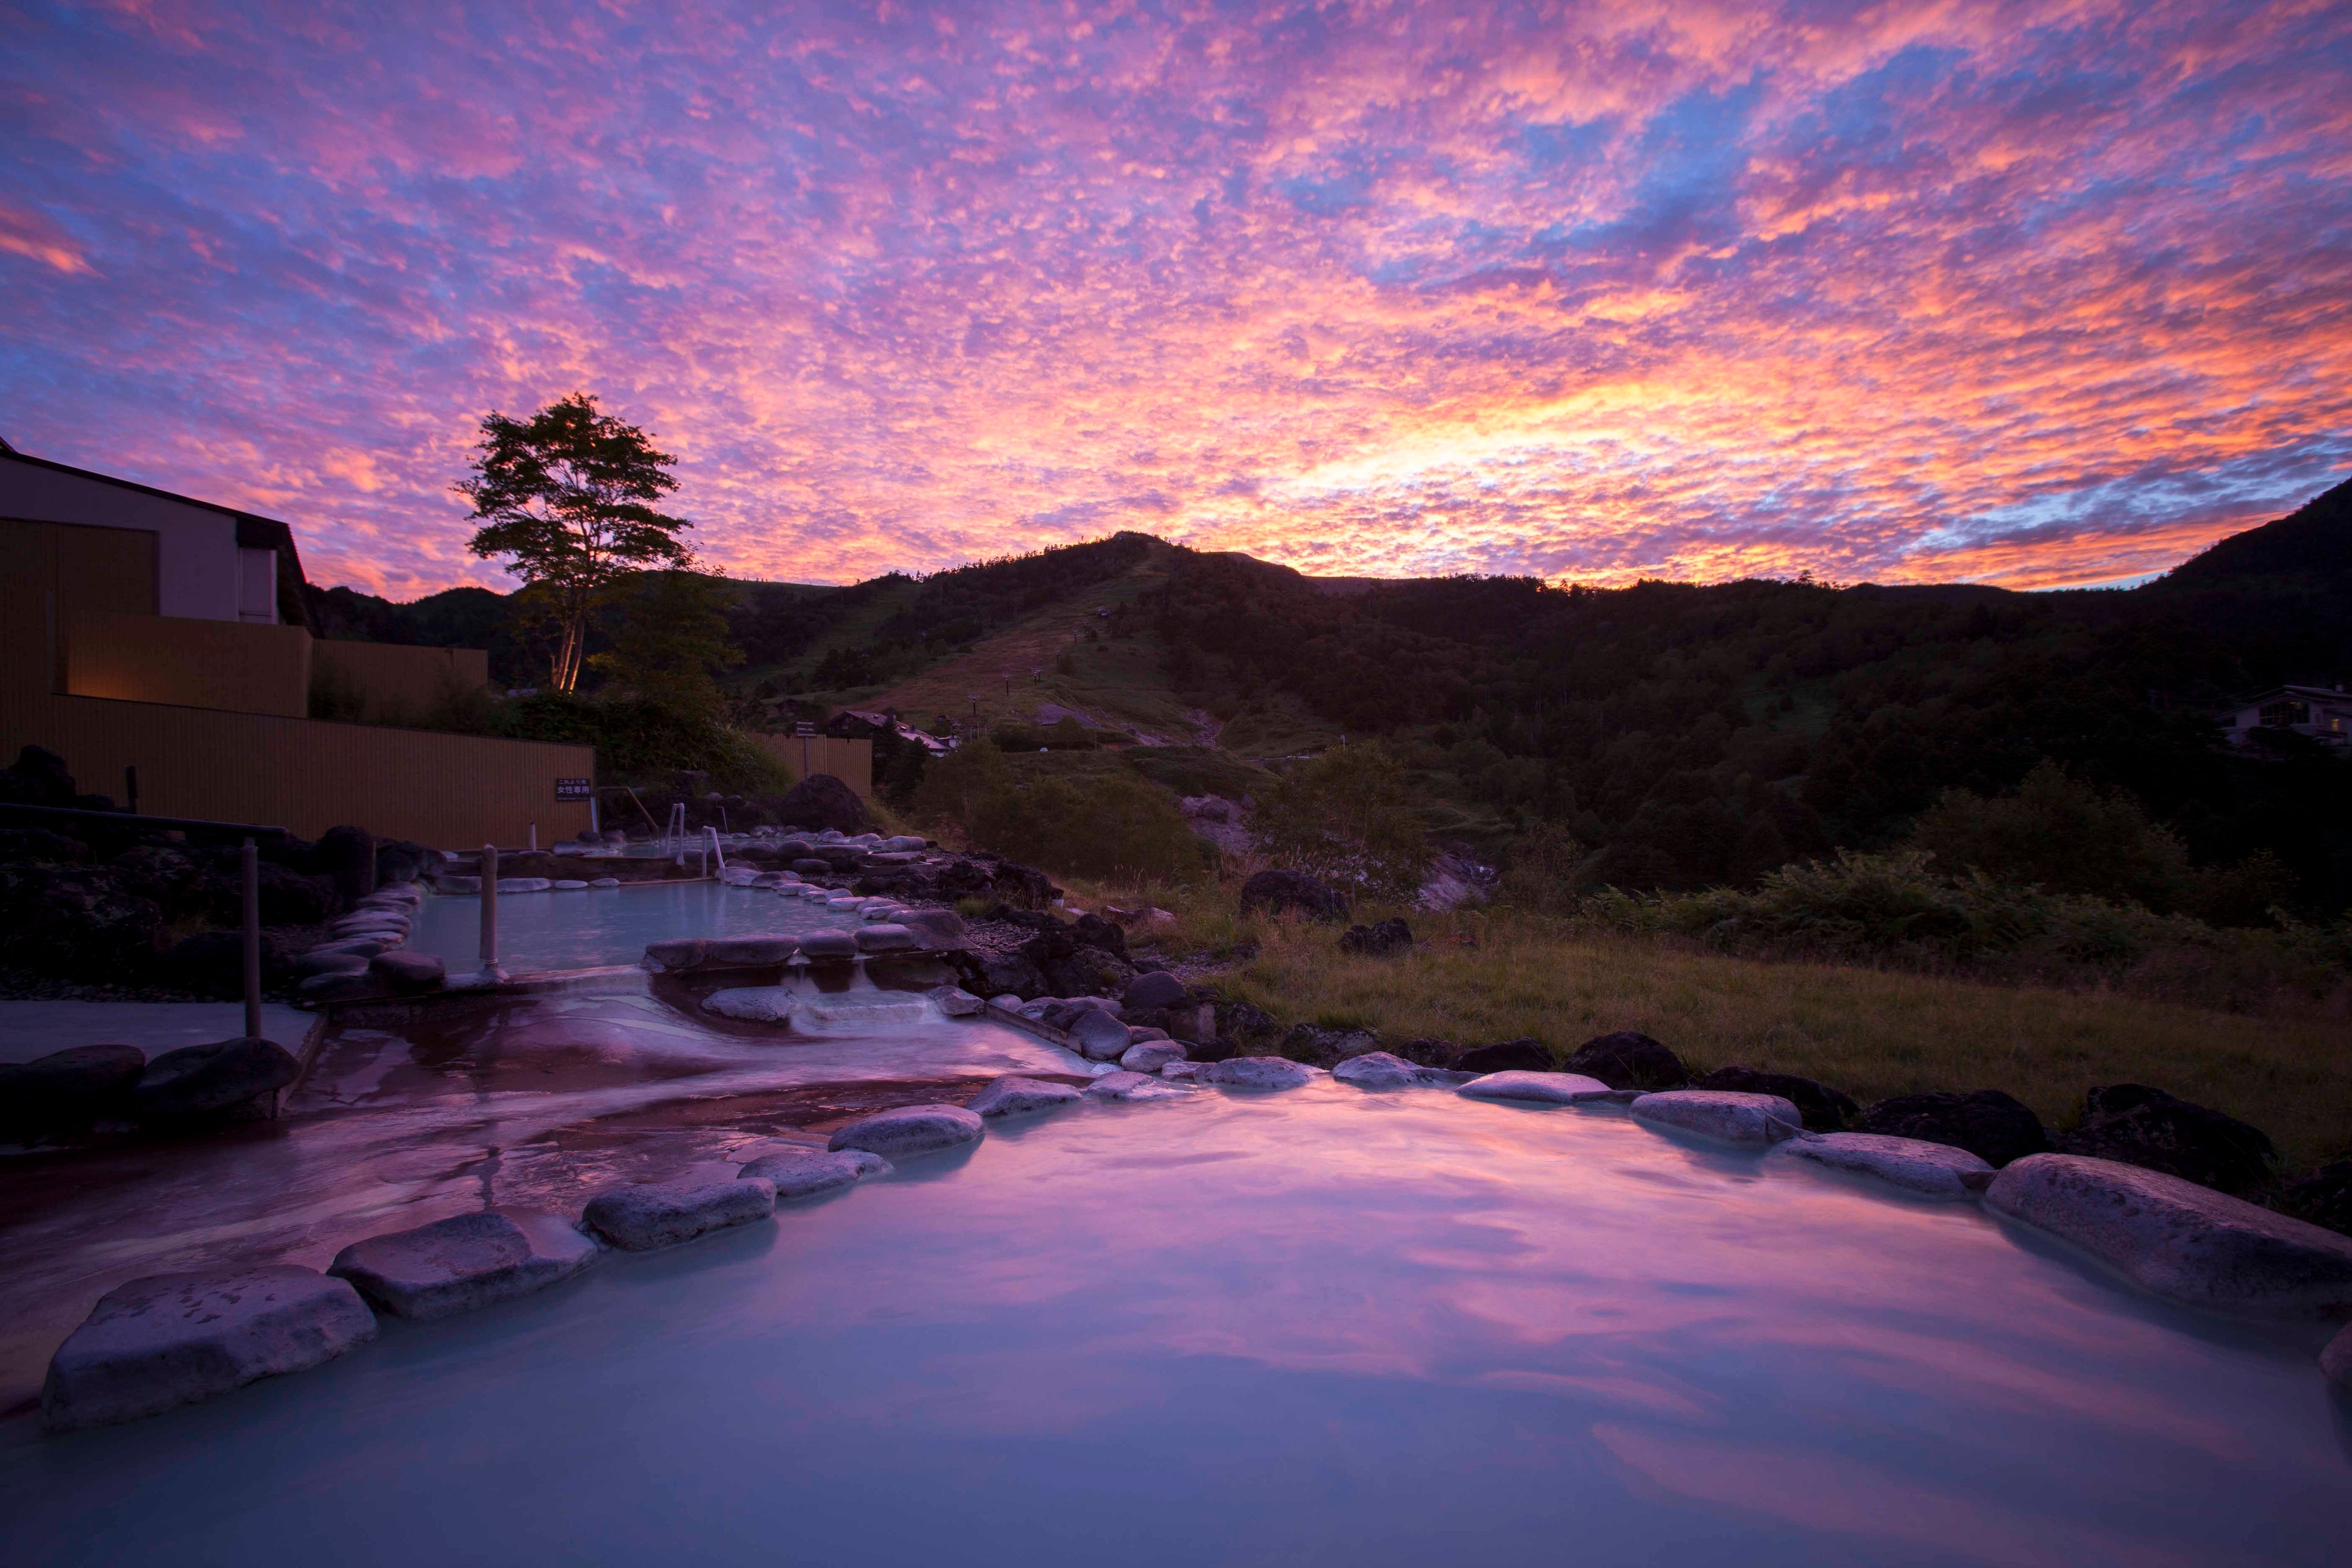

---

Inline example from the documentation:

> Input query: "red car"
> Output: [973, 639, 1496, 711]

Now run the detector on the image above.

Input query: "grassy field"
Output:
[1098, 894, 2352, 1170]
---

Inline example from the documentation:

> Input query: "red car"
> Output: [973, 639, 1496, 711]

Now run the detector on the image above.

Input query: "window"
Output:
[237, 546, 277, 624]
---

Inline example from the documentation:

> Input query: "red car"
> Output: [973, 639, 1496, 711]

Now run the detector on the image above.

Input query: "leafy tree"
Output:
[1252, 743, 1432, 900]
[455, 393, 691, 692]
[1909, 761, 2190, 907]
[589, 570, 742, 720]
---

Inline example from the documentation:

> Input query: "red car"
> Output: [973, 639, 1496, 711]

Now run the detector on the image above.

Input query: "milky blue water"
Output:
[5, 1085, 2345, 1566]
[408, 882, 852, 972]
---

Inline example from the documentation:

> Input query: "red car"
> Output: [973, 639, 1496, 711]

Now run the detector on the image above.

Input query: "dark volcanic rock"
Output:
[1563, 1031, 1688, 1092]
[375, 838, 433, 886]
[1277, 1024, 1380, 1066]
[774, 774, 868, 834]
[1044, 946, 1134, 999]
[1238, 868, 1349, 922]
[2277, 1162, 2352, 1237]
[1695, 1066, 1859, 1133]
[0, 828, 90, 864]
[159, 929, 303, 999]
[1455, 1038, 1554, 1074]
[315, 826, 378, 902]
[1339, 917, 1414, 956]
[110, 846, 204, 908]
[1123, 970, 1189, 1011]
[1394, 1035, 1463, 1067]
[202, 860, 340, 926]
[1214, 999, 1278, 1042]
[1856, 1089, 2049, 1168]
[0, 1044, 145, 1139]
[2055, 1083, 2277, 1196]
[129, 1038, 300, 1124]
[0, 865, 165, 980]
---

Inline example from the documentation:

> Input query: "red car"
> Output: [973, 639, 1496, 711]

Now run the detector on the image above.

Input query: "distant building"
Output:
[826, 707, 952, 755]
[2222, 684, 2352, 749]
[1, 440, 593, 843]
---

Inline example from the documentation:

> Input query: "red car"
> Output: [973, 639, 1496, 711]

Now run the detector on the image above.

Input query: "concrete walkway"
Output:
[0, 1001, 313, 1064]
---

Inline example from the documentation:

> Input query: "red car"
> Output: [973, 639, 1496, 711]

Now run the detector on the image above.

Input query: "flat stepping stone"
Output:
[327, 1209, 598, 1320]
[1773, 1131, 1991, 1198]
[643, 938, 707, 972]
[1199, 1056, 1319, 1090]
[1458, 1070, 1610, 1104]
[42, 1265, 377, 1432]
[704, 935, 798, 967]
[583, 1178, 776, 1251]
[1161, 1060, 1202, 1080]
[1086, 1070, 1187, 1101]
[296, 948, 370, 977]
[828, 1103, 985, 1157]
[855, 923, 918, 952]
[1335, 1051, 1441, 1089]
[1631, 1090, 1806, 1145]
[798, 928, 858, 959]
[1120, 1039, 1188, 1073]
[703, 987, 797, 1023]
[130, 1037, 299, 1121]
[552, 879, 589, 890]
[495, 877, 552, 893]
[1985, 1153, 2352, 1318]
[589, 877, 621, 888]
[298, 970, 378, 1002]
[969, 1076, 1084, 1118]
[736, 1146, 889, 1198]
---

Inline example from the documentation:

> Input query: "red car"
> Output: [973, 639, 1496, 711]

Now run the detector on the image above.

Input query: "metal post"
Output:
[529, 821, 538, 853]
[240, 838, 262, 1039]
[479, 843, 502, 979]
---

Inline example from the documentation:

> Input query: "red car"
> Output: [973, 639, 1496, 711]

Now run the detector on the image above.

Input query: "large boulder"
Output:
[583, 1178, 777, 1251]
[42, 1265, 378, 1432]
[1563, 1031, 1687, 1092]
[1856, 1089, 2048, 1168]
[2276, 1161, 2352, 1236]
[2055, 1084, 2277, 1196]
[1458, 1070, 1612, 1105]
[775, 774, 868, 834]
[1630, 1090, 1804, 1145]
[368, 950, 446, 992]
[1045, 945, 1135, 999]
[1238, 869, 1348, 922]
[1069, 1008, 1134, 1061]
[736, 1146, 888, 1199]
[969, 1076, 1085, 1119]
[703, 987, 797, 1023]
[1985, 1154, 2352, 1318]
[897, 908, 969, 949]
[1695, 1066, 1858, 1133]
[1086, 1070, 1187, 1102]
[704, 935, 799, 969]
[375, 838, 434, 887]
[0, 1043, 145, 1140]
[327, 1210, 598, 1320]
[1772, 1131, 1991, 1199]
[1120, 1038, 1189, 1073]
[828, 1103, 985, 1159]
[1274, 1024, 1380, 1066]
[1122, 970, 1189, 1012]
[1453, 1038, 1551, 1074]
[128, 1037, 299, 1124]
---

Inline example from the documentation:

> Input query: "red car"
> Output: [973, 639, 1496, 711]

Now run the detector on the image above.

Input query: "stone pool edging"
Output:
[37, 1048, 2352, 1437]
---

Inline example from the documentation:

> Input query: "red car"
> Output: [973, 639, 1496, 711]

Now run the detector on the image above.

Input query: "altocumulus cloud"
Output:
[2, 0, 2348, 596]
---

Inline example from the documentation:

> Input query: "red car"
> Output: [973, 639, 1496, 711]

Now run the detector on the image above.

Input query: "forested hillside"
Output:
[309, 478, 2352, 911]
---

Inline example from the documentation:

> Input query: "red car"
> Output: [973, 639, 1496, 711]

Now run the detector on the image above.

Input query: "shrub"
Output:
[1251, 743, 1432, 900]
[1497, 821, 1586, 914]
[1909, 760, 2187, 906]
[911, 739, 1209, 884]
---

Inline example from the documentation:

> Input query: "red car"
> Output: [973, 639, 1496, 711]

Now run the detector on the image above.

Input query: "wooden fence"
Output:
[0, 686, 595, 848]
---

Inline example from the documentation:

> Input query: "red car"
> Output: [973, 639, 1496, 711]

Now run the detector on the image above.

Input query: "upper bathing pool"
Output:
[408, 880, 863, 973]
[3, 1082, 2346, 1565]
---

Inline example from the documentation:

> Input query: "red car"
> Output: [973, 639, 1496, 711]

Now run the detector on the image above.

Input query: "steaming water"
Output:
[5, 1084, 2345, 1565]
[408, 882, 854, 972]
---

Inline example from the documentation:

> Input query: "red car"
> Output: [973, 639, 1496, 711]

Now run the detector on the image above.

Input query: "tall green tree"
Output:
[589, 569, 742, 720]
[455, 392, 691, 692]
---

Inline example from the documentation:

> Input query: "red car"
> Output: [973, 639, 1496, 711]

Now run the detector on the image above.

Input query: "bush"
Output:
[1497, 821, 1585, 914]
[1573, 850, 2352, 1013]
[911, 739, 1209, 884]
[491, 694, 787, 793]
[1910, 761, 2187, 906]
[1251, 744, 1431, 900]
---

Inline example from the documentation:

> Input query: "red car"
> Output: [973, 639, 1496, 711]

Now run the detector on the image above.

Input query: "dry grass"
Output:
[1090, 890, 2352, 1170]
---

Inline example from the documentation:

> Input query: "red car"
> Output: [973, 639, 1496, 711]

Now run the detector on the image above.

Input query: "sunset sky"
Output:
[4, 1, 2348, 599]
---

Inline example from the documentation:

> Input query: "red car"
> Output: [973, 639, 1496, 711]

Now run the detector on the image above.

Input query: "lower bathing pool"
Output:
[408, 880, 853, 972]
[4, 1083, 2345, 1566]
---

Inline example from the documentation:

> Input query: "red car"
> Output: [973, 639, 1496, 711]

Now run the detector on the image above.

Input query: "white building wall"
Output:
[0, 461, 245, 621]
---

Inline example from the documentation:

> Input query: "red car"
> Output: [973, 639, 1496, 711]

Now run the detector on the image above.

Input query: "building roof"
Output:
[0, 444, 316, 632]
